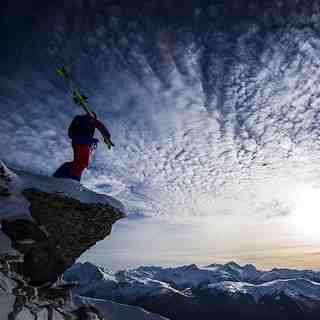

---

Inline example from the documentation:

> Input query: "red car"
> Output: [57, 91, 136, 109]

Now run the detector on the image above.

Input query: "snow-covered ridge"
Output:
[65, 261, 320, 304]
[208, 278, 320, 302]
[65, 262, 188, 302]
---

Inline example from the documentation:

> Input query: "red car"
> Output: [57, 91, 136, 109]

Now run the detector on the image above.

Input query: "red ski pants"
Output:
[70, 145, 91, 178]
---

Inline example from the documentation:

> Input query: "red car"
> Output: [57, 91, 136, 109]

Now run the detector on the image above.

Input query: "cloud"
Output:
[2, 1, 320, 269]
[2, 3, 320, 222]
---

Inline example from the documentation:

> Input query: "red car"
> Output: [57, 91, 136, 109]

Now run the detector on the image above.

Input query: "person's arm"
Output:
[91, 118, 111, 139]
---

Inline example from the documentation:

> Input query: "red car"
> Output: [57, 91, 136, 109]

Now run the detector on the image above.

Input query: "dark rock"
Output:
[38, 283, 77, 302]
[2, 219, 48, 245]
[0, 186, 10, 197]
[72, 305, 104, 320]
[22, 241, 67, 286]
[3, 188, 124, 286]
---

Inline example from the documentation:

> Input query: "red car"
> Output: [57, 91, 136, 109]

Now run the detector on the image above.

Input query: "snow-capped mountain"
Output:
[65, 261, 320, 320]
[208, 278, 320, 302]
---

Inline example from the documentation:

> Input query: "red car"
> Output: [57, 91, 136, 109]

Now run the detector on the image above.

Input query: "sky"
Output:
[2, 0, 320, 271]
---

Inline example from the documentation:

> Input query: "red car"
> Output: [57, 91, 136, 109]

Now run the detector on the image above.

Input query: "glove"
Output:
[104, 138, 115, 149]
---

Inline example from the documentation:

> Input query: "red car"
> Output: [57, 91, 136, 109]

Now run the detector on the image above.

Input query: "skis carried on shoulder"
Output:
[56, 66, 114, 149]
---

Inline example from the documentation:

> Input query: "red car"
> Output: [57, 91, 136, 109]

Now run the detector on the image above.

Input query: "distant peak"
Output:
[243, 264, 257, 270]
[225, 261, 241, 268]
[180, 264, 198, 271]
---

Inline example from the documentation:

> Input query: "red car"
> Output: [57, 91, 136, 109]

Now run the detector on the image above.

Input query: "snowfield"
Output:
[73, 296, 170, 320]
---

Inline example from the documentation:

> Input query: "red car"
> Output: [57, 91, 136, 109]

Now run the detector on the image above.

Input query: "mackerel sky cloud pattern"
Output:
[2, 1, 320, 269]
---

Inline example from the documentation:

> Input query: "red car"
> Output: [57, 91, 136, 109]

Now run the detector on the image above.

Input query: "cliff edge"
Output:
[0, 161, 128, 319]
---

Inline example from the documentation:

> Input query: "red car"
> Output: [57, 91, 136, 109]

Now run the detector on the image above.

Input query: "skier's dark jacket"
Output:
[68, 114, 110, 147]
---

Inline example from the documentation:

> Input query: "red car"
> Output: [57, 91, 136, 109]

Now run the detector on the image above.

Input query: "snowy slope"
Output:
[0, 272, 17, 320]
[73, 295, 170, 320]
[65, 262, 187, 302]
[0, 268, 169, 320]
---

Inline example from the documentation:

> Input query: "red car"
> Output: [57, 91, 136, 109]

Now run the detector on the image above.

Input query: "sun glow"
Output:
[291, 186, 320, 237]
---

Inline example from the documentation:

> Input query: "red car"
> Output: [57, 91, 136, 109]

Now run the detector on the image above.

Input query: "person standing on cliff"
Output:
[53, 112, 113, 182]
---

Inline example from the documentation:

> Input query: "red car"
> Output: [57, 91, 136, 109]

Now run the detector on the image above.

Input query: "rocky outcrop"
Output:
[0, 257, 81, 320]
[2, 188, 124, 285]
[0, 161, 126, 319]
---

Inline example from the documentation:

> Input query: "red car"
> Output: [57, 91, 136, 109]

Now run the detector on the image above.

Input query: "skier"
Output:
[53, 112, 113, 181]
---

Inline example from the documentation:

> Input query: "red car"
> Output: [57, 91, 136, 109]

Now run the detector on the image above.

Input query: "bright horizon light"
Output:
[291, 185, 320, 238]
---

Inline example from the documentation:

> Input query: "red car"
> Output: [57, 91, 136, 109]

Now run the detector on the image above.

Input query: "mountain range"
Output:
[65, 261, 320, 320]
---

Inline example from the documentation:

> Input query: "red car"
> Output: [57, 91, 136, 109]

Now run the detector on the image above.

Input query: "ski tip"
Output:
[56, 67, 69, 79]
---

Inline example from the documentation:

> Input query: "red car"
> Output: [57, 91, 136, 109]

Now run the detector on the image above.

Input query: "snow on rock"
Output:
[73, 295, 170, 320]
[0, 160, 125, 286]
[17, 169, 125, 211]
[2, 160, 124, 214]
[0, 269, 17, 292]
[14, 309, 34, 320]
[0, 290, 15, 320]
[0, 161, 30, 222]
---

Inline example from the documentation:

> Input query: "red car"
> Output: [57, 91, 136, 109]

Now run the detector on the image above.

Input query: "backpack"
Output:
[68, 115, 95, 140]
